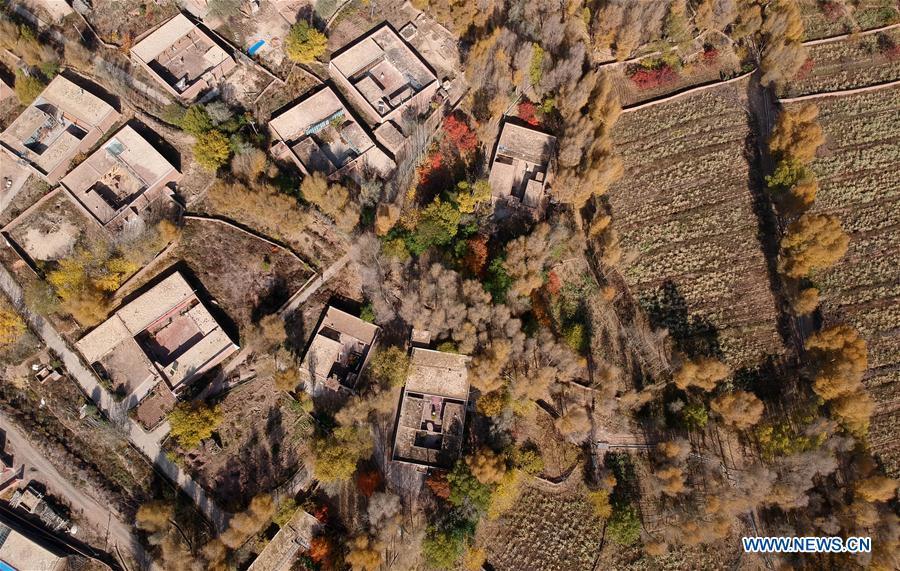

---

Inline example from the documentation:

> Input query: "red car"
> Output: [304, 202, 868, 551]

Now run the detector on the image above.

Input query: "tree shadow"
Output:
[212, 406, 289, 512]
[640, 279, 722, 358]
[250, 275, 290, 323]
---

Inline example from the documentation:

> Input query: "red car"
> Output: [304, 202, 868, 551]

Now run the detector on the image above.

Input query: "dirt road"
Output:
[0, 414, 153, 570]
[0, 262, 228, 533]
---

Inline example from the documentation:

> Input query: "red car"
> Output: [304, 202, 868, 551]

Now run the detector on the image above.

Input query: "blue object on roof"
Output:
[0, 559, 17, 571]
[248, 40, 265, 56]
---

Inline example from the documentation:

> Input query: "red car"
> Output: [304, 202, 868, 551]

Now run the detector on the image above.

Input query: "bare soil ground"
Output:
[5, 189, 108, 264]
[85, 0, 180, 45]
[514, 410, 581, 480]
[607, 78, 785, 369]
[798, 86, 900, 476]
[121, 217, 313, 335]
[184, 375, 313, 512]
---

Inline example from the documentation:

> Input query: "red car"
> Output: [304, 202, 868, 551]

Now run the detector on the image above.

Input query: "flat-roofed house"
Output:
[0, 74, 120, 183]
[60, 125, 182, 232]
[0, 512, 68, 571]
[298, 306, 380, 393]
[329, 23, 438, 152]
[488, 122, 557, 210]
[76, 271, 238, 403]
[391, 348, 470, 469]
[269, 86, 394, 181]
[131, 13, 236, 101]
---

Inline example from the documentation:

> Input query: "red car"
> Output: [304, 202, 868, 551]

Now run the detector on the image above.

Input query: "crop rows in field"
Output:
[784, 29, 900, 98]
[799, 87, 900, 476]
[486, 486, 603, 571]
[608, 80, 784, 369]
[799, 0, 900, 40]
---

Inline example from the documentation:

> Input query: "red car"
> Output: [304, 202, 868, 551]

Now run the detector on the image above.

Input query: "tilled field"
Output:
[784, 28, 900, 98]
[607, 79, 784, 369]
[800, 86, 900, 476]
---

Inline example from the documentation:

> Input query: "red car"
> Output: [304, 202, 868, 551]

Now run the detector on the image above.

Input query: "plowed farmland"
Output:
[783, 28, 900, 98]
[797, 86, 900, 476]
[607, 79, 784, 369]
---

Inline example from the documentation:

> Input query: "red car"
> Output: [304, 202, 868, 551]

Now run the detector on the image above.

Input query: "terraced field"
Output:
[608, 79, 784, 369]
[784, 28, 900, 98]
[798, 86, 900, 475]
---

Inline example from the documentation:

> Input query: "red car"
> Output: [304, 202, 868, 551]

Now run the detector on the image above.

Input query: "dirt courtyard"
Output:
[183, 375, 312, 511]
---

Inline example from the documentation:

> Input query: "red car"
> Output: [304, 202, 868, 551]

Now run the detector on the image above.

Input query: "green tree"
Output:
[408, 199, 461, 253]
[483, 258, 512, 302]
[194, 130, 231, 171]
[180, 105, 212, 135]
[422, 528, 466, 569]
[272, 498, 298, 527]
[285, 21, 327, 64]
[680, 402, 709, 431]
[607, 503, 641, 545]
[167, 401, 223, 449]
[447, 461, 493, 512]
[369, 346, 410, 388]
[529, 43, 544, 85]
[14, 69, 45, 104]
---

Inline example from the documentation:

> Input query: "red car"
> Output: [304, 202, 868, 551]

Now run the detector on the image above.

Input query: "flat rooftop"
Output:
[298, 306, 380, 392]
[76, 272, 238, 395]
[60, 125, 179, 225]
[0, 523, 64, 571]
[489, 122, 556, 208]
[132, 13, 232, 94]
[269, 87, 375, 175]
[392, 348, 470, 468]
[0, 75, 118, 178]
[331, 24, 437, 119]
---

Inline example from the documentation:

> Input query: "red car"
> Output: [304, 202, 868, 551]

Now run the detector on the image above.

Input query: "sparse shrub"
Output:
[14, 69, 45, 104]
[607, 504, 641, 545]
[0, 308, 26, 346]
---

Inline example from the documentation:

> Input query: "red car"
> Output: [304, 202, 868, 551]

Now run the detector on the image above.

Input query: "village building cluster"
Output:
[0, 9, 523, 477]
[0, 6, 567, 567]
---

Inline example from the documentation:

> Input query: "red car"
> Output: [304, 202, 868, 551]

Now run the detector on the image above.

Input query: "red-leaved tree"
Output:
[518, 100, 539, 125]
[443, 114, 478, 155]
[629, 65, 678, 90]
